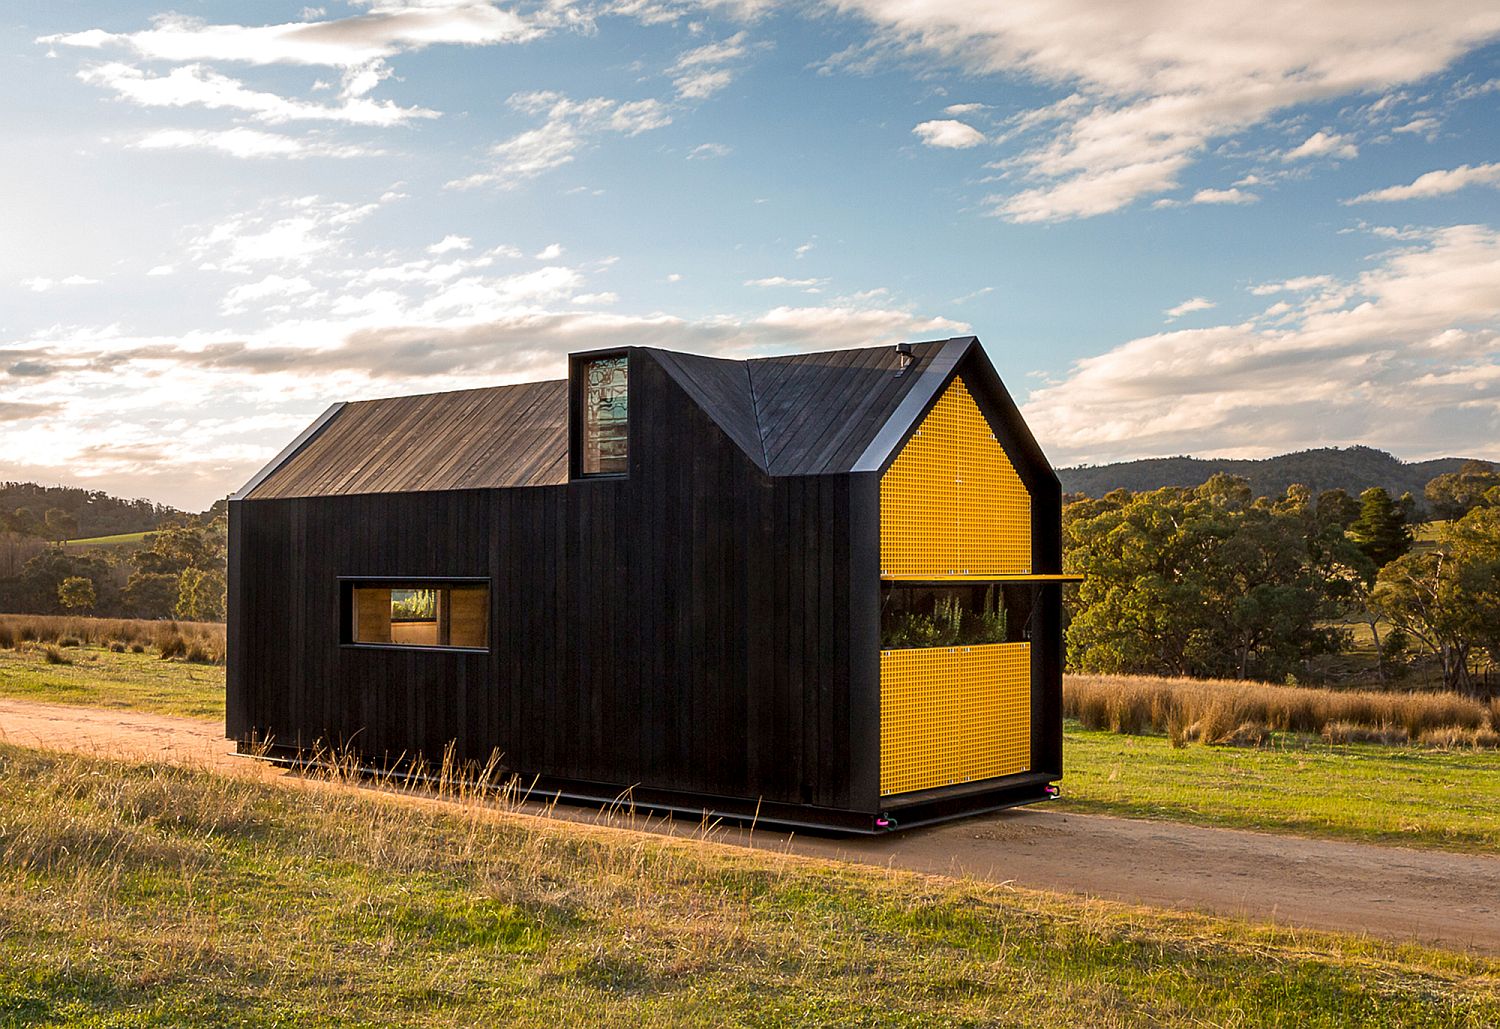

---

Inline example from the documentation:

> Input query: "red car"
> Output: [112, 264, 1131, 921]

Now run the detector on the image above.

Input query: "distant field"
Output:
[1058, 725, 1500, 852]
[0, 742, 1494, 1027]
[0, 644, 223, 720]
[61, 529, 153, 548]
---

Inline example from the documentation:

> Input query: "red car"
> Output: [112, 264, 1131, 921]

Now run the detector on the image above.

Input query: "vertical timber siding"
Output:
[229, 355, 867, 813]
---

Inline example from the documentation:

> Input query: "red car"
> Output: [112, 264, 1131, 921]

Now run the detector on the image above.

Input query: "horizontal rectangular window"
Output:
[880, 583, 1032, 650]
[345, 581, 489, 650]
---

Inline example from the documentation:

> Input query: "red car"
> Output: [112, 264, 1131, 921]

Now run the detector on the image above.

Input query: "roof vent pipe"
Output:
[895, 341, 915, 374]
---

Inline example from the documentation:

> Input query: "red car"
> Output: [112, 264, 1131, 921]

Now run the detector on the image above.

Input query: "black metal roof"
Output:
[241, 337, 1047, 499]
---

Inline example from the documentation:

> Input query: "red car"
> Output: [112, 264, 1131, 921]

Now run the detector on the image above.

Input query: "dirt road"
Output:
[3, 697, 1497, 955]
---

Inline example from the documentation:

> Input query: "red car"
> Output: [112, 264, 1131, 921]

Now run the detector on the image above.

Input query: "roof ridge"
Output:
[745, 360, 771, 470]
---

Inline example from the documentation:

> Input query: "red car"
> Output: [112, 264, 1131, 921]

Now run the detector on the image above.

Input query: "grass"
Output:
[0, 613, 225, 665]
[1066, 673, 1498, 744]
[0, 643, 224, 719]
[60, 529, 154, 549]
[1057, 723, 1500, 852]
[0, 742, 1496, 1027]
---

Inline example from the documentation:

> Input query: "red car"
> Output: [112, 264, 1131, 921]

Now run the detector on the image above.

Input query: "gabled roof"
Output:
[240, 337, 1046, 500]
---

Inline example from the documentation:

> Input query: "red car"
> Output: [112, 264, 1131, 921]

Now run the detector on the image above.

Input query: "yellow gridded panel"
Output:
[879, 648, 964, 796]
[880, 378, 1031, 577]
[880, 642, 1031, 796]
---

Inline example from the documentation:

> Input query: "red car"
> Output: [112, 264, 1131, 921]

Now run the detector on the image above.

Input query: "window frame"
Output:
[338, 576, 491, 653]
[570, 348, 631, 480]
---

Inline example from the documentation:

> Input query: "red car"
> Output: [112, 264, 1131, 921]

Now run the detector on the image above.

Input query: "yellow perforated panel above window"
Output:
[880, 643, 1031, 796]
[880, 377, 1031, 578]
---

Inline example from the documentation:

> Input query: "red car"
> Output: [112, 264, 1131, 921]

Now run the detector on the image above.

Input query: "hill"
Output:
[0, 481, 185, 539]
[1058, 446, 1478, 503]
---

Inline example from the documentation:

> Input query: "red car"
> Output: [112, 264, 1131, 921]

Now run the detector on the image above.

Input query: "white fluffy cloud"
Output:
[912, 119, 985, 149]
[133, 127, 379, 159]
[79, 61, 438, 126]
[1347, 162, 1500, 203]
[1023, 223, 1500, 463]
[670, 31, 754, 100]
[1164, 297, 1215, 319]
[829, 0, 1500, 221]
[40, 3, 552, 68]
[449, 91, 672, 189]
[1283, 130, 1359, 162]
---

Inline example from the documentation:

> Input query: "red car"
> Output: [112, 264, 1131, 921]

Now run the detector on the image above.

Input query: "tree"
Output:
[123, 571, 179, 619]
[1347, 487, 1412, 568]
[1314, 488, 1361, 530]
[1425, 461, 1500, 521]
[1373, 506, 1500, 696]
[1063, 475, 1364, 681]
[42, 508, 78, 543]
[175, 566, 226, 622]
[57, 575, 96, 613]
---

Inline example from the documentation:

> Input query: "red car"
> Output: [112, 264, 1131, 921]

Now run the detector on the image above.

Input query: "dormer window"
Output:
[579, 353, 629, 475]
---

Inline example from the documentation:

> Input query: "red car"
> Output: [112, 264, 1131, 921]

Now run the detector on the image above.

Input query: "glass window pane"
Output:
[347, 583, 489, 650]
[581, 355, 628, 474]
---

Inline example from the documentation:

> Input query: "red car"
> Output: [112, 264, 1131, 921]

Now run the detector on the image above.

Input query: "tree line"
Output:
[1063, 461, 1500, 696]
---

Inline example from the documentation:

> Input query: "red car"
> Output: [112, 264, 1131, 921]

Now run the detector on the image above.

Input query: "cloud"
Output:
[1248, 275, 1336, 296]
[1164, 296, 1215, 319]
[39, 3, 553, 69]
[943, 102, 986, 115]
[1191, 187, 1257, 205]
[427, 234, 472, 254]
[220, 275, 317, 314]
[21, 275, 99, 292]
[189, 196, 382, 270]
[1345, 162, 1500, 203]
[1022, 223, 1500, 464]
[448, 91, 671, 189]
[1282, 130, 1358, 161]
[828, 0, 1500, 221]
[534, 243, 563, 260]
[688, 142, 732, 159]
[77, 61, 438, 126]
[670, 31, 756, 100]
[0, 402, 63, 422]
[133, 127, 378, 159]
[913, 119, 985, 148]
[745, 276, 826, 287]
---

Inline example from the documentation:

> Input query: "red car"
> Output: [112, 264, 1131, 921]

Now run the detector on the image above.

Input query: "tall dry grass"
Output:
[0, 613, 225, 664]
[1065, 673, 1498, 747]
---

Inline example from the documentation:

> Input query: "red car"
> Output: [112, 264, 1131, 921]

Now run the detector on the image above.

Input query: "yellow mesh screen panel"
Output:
[880, 643, 1031, 796]
[880, 377, 1031, 577]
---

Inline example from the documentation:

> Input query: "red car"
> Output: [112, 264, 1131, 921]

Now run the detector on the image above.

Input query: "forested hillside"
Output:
[0, 482, 184, 539]
[1059, 446, 1472, 504]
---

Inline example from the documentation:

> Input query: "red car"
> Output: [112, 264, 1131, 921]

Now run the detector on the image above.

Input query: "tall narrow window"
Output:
[346, 581, 489, 650]
[580, 354, 628, 475]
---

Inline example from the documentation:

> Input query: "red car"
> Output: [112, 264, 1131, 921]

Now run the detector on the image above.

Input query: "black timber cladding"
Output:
[229, 339, 1064, 828]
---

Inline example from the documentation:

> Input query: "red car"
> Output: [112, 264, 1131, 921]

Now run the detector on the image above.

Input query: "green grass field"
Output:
[1058, 725, 1500, 851]
[61, 529, 154, 549]
[3, 643, 1498, 854]
[0, 644, 223, 719]
[1, 742, 1495, 1027]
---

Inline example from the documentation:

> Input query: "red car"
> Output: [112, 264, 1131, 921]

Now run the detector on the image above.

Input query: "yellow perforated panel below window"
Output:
[880, 377, 1031, 578]
[880, 642, 1031, 796]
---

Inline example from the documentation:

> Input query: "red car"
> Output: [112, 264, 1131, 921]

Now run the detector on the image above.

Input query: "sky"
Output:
[2, 0, 1500, 511]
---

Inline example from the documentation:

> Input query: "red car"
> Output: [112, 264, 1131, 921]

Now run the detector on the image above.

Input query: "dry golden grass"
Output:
[0, 612, 224, 663]
[1065, 673, 1496, 747]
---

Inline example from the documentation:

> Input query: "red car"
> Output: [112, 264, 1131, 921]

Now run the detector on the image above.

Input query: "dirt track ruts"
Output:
[2, 697, 1497, 955]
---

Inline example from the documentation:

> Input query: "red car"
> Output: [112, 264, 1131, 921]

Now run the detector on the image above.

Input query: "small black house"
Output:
[227, 337, 1070, 831]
